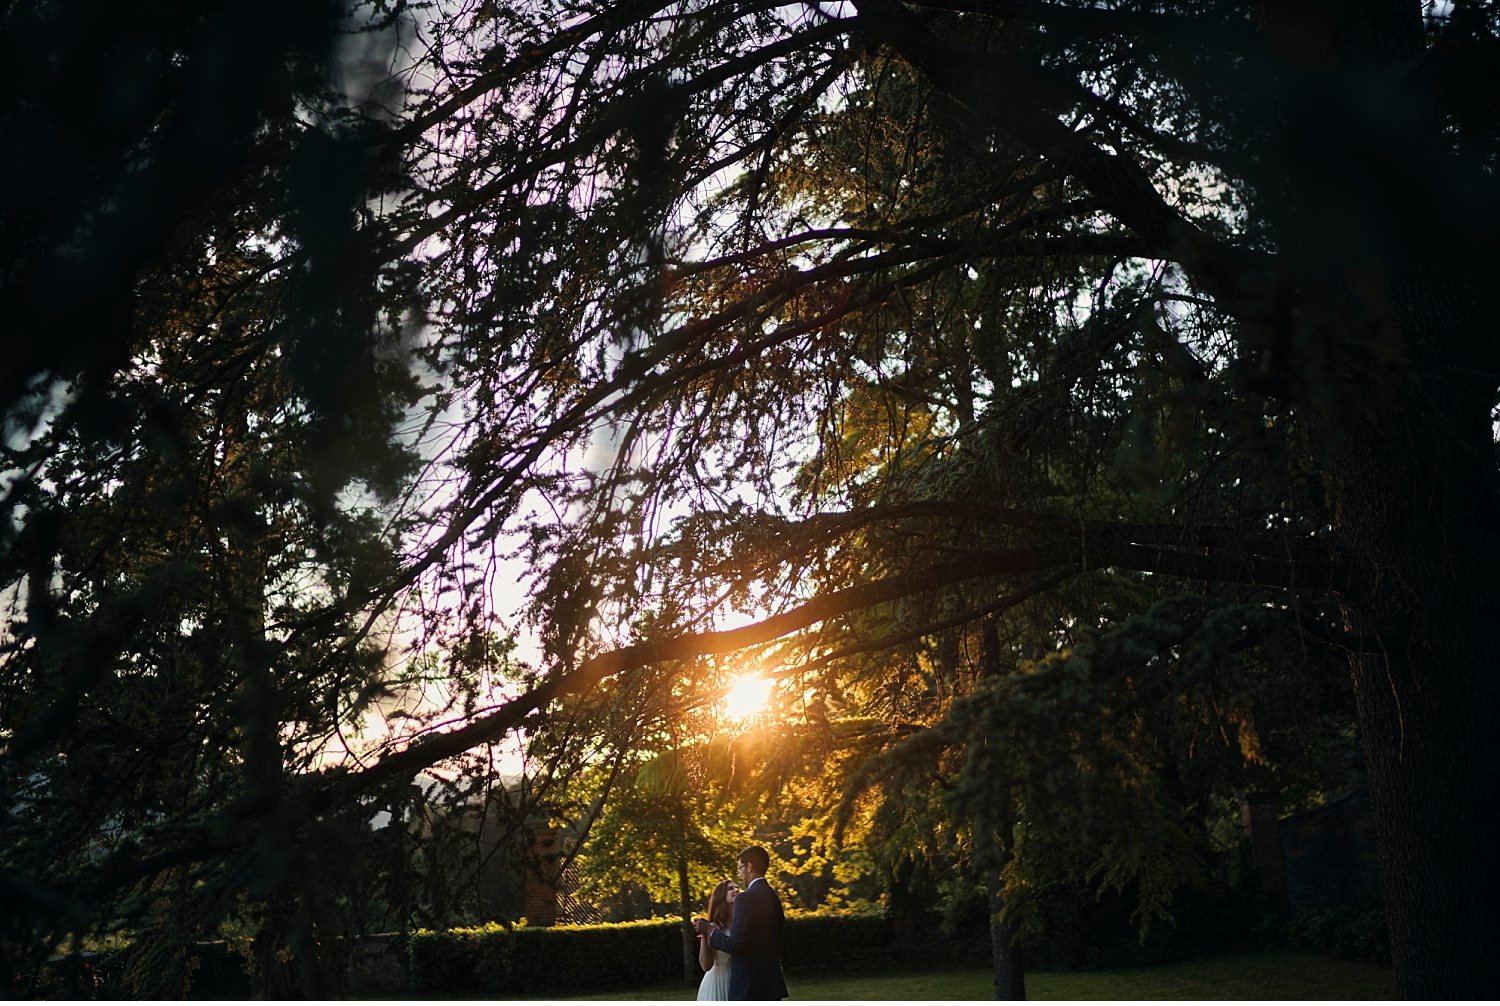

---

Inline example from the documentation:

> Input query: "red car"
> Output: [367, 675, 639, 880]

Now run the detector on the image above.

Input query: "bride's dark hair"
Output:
[706, 880, 735, 929]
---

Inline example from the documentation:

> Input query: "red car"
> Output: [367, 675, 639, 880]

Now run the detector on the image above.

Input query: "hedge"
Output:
[1265, 905, 1389, 966]
[26, 911, 990, 999]
[406, 911, 966, 997]
[408, 919, 685, 996]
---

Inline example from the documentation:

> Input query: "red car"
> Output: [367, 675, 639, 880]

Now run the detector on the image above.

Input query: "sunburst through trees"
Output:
[4, 0, 1499, 999]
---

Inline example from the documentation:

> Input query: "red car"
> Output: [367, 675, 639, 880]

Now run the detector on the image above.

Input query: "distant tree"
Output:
[572, 732, 755, 982]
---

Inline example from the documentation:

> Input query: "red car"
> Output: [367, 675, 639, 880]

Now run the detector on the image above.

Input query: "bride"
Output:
[696, 880, 738, 1001]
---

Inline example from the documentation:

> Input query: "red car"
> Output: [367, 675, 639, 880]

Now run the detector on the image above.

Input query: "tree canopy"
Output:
[5, 0, 1500, 999]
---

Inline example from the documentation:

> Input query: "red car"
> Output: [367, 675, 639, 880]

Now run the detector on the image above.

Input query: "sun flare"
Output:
[722, 674, 774, 721]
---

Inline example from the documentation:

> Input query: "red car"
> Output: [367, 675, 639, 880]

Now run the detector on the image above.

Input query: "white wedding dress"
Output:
[697, 948, 733, 1001]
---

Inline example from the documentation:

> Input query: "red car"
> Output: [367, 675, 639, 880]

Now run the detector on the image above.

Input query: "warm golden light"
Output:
[723, 674, 774, 721]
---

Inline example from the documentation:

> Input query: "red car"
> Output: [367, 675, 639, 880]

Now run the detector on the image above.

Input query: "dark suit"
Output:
[708, 876, 788, 1000]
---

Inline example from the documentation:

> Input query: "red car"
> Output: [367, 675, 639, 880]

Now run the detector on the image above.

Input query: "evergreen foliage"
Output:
[4, 1, 1497, 999]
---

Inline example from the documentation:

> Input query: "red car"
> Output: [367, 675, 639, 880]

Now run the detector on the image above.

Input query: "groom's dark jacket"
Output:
[709, 876, 788, 1000]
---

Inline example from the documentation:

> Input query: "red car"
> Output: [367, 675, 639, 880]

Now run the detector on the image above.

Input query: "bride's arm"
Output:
[698, 927, 714, 971]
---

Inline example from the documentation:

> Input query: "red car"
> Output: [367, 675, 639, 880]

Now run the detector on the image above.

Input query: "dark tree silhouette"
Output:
[6, 2, 1499, 1000]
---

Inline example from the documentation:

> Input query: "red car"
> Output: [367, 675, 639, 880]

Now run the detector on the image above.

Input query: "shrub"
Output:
[509, 918, 683, 991]
[186, 939, 255, 998]
[21, 939, 256, 1000]
[1283, 905, 1389, 966]
[408, 918, 684, 996]
[407, 910, 946, 996]
[782, 911, 896, 973]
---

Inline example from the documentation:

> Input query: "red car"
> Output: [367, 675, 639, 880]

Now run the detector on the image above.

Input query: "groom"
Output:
[694, 845, 788, 1000]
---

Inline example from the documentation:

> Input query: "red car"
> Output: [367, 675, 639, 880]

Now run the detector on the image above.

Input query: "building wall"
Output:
[1278, 786, 1382, 910]
[1241, 782, 1382, 912]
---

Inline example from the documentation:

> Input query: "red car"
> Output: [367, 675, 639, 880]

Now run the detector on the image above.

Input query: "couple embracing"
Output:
[692, 845, 789, 1001]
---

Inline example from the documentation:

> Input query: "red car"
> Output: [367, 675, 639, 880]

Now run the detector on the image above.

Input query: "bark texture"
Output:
[1323, 291, 1500, 998]
[1250, 2, 1498, 994]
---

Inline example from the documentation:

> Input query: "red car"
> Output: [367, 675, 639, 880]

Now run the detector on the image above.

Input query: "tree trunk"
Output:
[1242, 2, 1499, 991]
[981, 619, 1026, 1000]
[1317, 278, 1500, 998]
[1330, 436, 1500, 996]
[676, 842, 698, 985]
[987, 842, 1025, 1000]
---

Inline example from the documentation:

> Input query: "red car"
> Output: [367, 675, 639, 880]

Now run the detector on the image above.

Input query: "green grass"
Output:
[549, 951, 1396, 1000]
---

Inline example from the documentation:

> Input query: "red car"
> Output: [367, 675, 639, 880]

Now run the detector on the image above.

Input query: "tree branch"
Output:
[848, 0, 1272, 316]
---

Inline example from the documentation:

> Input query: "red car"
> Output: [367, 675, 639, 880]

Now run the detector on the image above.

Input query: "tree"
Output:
[6, 2, 1497, 1000]
[0, 1, 442, 996]
[573, 733, 757, 982]
[379, 1, 1499, 998]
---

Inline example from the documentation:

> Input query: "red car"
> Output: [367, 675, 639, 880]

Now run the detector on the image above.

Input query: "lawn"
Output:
[551, 951, 1396, 1000]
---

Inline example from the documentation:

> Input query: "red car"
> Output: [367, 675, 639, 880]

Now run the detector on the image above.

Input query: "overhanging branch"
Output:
[849, 0, 1272, 315]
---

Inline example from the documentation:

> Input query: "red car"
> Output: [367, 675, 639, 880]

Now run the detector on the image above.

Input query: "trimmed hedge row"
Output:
[409, 919, 685, 996]
[784, 911, 906, 973]
[33, 903, 1381, 998]
[28, 911, 998, 998]
[407, 911, 969, 997]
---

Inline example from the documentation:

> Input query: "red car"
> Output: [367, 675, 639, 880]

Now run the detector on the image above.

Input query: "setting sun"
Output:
[722, 674, 774, 721]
